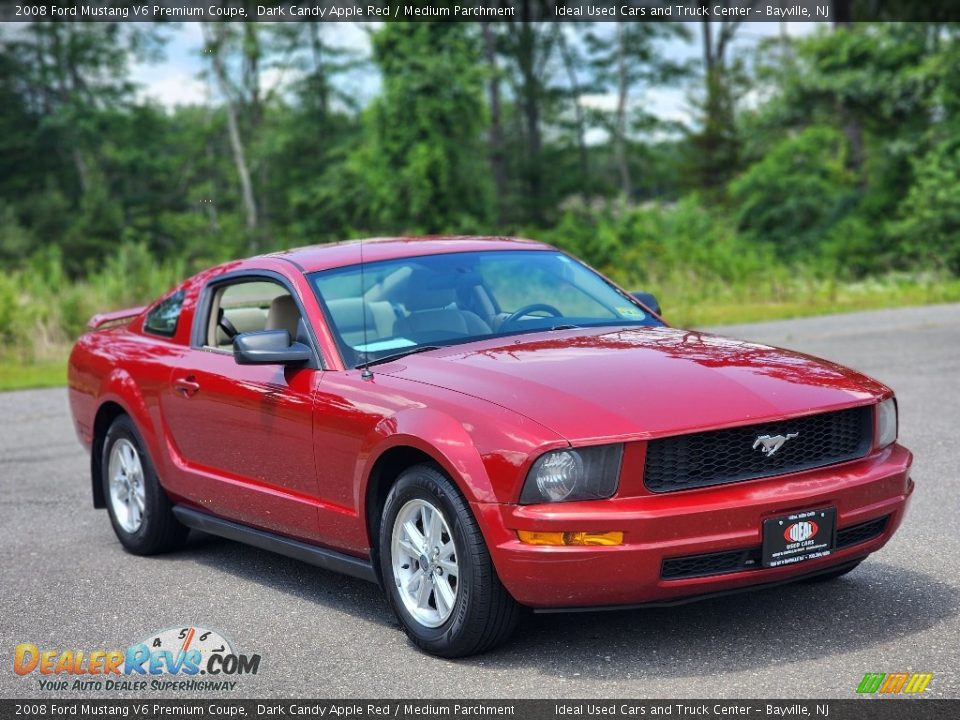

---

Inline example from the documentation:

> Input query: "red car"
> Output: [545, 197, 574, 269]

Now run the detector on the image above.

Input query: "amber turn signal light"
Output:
[517, 530, 623, 546]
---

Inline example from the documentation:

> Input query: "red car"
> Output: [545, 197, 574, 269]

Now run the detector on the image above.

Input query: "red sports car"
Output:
[68, 237, 913, 657]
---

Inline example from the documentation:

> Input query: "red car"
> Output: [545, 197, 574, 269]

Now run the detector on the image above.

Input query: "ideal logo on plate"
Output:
[784, 520, 819, 543]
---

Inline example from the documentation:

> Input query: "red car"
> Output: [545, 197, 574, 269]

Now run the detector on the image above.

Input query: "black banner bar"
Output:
[4, 0, 960, 24]
[0, 700, 956, 720]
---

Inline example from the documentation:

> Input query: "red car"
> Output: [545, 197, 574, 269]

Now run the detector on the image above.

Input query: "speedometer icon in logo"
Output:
[784, 520, 818, 543]
[139, 626, 233, 664]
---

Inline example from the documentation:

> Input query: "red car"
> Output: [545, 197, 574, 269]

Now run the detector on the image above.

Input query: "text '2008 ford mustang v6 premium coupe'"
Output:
[68, 236, 913, 657]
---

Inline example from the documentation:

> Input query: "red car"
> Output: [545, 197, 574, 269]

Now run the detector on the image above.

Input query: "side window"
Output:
[144, 290, 185, 338]
[205, 280, 303, 349]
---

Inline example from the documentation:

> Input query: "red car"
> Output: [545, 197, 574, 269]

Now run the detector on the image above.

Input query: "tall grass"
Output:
[0, 244, 187, 363]
[540, 199, 960, 326]
[1, 216, 958, 390]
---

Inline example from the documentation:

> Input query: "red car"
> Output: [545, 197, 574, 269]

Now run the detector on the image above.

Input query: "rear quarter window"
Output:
[143, 290, 185, 338]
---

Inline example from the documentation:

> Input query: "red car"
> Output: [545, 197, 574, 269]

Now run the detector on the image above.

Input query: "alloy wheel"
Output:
[390, 498, 459, 628]
[107, 438, 146, 533]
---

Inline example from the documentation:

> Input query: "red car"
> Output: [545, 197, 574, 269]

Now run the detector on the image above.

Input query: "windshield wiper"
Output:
[358, 345, 443, 370]
[549, 324, 581, 331]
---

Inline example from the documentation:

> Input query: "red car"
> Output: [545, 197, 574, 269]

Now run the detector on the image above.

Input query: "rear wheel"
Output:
[101, 415, 188, 555]
[379, 464, 520, 657]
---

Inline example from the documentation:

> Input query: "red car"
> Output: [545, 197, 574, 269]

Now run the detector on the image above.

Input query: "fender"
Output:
[95, 368, 165, 477]
[353, 407, 498, 566]
[356, 407, 495, 514]
[354, 403, 568, 545]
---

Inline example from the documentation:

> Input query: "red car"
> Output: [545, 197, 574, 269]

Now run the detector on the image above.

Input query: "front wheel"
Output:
[379, 464, 520, 657]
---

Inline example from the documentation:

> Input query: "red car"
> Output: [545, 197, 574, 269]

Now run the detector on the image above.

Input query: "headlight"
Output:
[519, 444, 624, 504]
[877, 397, 898, 449]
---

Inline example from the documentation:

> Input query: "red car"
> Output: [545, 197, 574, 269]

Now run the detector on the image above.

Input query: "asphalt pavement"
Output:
[1, 303, 958, 699]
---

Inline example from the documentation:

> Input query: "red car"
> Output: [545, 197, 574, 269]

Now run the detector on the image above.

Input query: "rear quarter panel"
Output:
[68, 326, 187, 472]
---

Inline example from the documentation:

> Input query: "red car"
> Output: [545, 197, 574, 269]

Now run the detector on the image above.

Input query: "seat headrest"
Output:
[403, 272, 458, 312]
[266, 295, 301, 339]
[326, 298, 372, 332]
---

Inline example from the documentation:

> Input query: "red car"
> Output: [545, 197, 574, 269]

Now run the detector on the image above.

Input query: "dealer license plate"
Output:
[762, 507, 836, 568]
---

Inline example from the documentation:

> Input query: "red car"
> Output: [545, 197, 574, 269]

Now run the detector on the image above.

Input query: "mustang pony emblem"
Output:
[753, 432, 799, 457]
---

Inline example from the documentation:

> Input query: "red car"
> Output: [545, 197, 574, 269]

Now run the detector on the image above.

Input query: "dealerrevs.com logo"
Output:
[14, 626, 260, 692]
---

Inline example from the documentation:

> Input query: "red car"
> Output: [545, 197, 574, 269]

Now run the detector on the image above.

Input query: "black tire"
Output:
[803, 559, 863, 583]
[379, 464, 520, 657]
[101, 415, 188, 555]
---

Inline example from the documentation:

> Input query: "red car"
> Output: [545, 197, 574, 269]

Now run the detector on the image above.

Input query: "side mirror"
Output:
[630, 291, 662, 316]
[233, 330, 312, 366]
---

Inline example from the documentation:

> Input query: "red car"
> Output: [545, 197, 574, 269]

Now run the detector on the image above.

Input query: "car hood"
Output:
[376, 326, 888, 443]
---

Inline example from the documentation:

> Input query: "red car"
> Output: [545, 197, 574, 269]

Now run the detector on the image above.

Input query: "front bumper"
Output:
[476, 443, 913, 609]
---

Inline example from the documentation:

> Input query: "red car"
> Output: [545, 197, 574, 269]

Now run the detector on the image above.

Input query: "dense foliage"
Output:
[1, 20, 959, 365]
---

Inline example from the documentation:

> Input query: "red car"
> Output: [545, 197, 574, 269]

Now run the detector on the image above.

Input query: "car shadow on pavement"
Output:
[169, 531, 393, 625]
[477, 561, 957, 678]
[165, 534, 955, 675]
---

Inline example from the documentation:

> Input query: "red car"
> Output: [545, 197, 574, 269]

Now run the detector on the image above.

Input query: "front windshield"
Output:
[310, 249, 662, 367]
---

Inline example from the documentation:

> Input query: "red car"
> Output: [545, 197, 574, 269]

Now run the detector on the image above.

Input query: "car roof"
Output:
[262, 236, 554, 274]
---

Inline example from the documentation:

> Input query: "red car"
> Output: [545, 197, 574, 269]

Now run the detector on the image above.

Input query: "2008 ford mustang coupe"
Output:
[68, 236, 913, 657]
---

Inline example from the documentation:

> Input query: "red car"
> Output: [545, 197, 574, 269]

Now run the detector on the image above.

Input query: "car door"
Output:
[159, 272, 325, 542]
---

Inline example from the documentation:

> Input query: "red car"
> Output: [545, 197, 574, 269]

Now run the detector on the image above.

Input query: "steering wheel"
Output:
[218, 308, 239, 340]
[499, 303, 564, 330]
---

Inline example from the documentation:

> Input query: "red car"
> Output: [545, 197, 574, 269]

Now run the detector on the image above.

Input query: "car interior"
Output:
[205, 281, 304, 350]
[321, 264, 505, 357]
[315, 250, 657, 367]
[205, 254, 652, 367]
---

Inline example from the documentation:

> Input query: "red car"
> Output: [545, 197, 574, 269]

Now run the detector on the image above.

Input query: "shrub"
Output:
[891, 141, 960, 274]
[729, 126, 856, 258]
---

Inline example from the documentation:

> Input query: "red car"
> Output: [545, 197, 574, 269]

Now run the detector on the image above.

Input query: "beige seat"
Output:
[325, 298, 397, 347]
[266, 295, 301, 340]
[215, 308, 268, 346]
[395, 280, 491, 343]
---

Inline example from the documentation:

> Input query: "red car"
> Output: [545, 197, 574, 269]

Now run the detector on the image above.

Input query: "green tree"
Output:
[263, 23, 366, 244]
[0, 22, 165, 269]
[497, 3, 561, 224]
[687, 19, 747, 193]
[586, 22, 690, 199]
[730, 126, 855, 258]
[892, 141, 960, 274]
[362, 23, 493, 233]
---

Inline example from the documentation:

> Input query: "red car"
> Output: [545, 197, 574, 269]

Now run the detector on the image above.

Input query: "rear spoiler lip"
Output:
[86, 306, 146, 330]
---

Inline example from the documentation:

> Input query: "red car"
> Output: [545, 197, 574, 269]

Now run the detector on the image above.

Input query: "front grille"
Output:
[644, 406, 874, 494]
[661, 548, 762, 580]
[837, 515, 888, 548]
[660, 515, 890, 580]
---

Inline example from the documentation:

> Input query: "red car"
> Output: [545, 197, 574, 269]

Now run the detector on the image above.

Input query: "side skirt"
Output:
[172, 506, 378, 585]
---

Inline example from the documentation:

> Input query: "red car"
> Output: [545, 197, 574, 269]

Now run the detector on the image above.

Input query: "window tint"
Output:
[477, 254, 621, 318]
[144, 290, 184, 337]
[207, 281, 291, 348]
[310, 250, 661, 367]
[204, 278, 310, 352]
